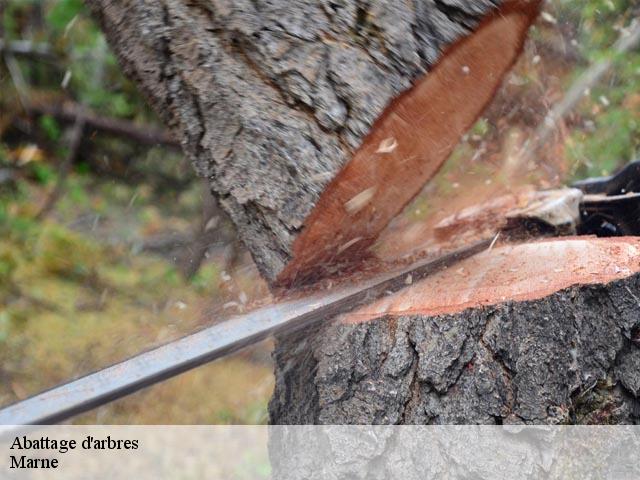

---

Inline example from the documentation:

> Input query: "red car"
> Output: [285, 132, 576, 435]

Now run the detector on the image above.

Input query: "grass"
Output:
[0, 165, 273, 424]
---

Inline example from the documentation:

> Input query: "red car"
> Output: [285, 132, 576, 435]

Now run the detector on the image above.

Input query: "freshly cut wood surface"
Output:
[343, 236, 640, 322]
[87, 0, 541, 283]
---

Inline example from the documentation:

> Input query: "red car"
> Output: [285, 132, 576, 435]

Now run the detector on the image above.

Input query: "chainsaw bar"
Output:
[0, 239, 491, 426]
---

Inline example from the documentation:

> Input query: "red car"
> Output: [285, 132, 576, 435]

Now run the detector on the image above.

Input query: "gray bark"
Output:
[86, 0, 502, 281]
[270, 273, 640, 424]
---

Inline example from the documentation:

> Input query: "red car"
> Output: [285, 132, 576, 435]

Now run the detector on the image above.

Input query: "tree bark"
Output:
[270, 237, 640, 424]
[86, 0, 541, 284]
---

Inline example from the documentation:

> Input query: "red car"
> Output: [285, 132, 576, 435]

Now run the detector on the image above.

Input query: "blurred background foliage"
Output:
[0, 0, 270, 426]
[0, 0, 638, 427]
[556, 0, 640, 177]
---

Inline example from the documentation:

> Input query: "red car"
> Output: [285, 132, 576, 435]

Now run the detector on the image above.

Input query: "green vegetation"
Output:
[557, 0, 640, 177]
[1, 0, 271, 423]
[0, 166, 272, 423]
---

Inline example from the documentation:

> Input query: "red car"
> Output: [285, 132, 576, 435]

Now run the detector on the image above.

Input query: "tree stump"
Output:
[87, 0, 541, 284]
[270, 237, 640, 424]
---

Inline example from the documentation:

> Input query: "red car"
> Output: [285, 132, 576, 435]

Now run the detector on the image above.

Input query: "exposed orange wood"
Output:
[279, 0, 542, 285]
[342, 237, 640, 322]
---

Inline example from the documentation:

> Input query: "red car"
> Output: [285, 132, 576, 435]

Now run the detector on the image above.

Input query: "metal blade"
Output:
[0, 239, 490, 426]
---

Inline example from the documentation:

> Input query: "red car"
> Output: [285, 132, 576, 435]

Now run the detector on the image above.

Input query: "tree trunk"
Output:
[270, 237, 640, 424]
[86, 0, 541, 284]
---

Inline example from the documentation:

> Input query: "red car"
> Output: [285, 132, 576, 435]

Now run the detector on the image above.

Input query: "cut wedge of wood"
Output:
[279, 0, 542, 285]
